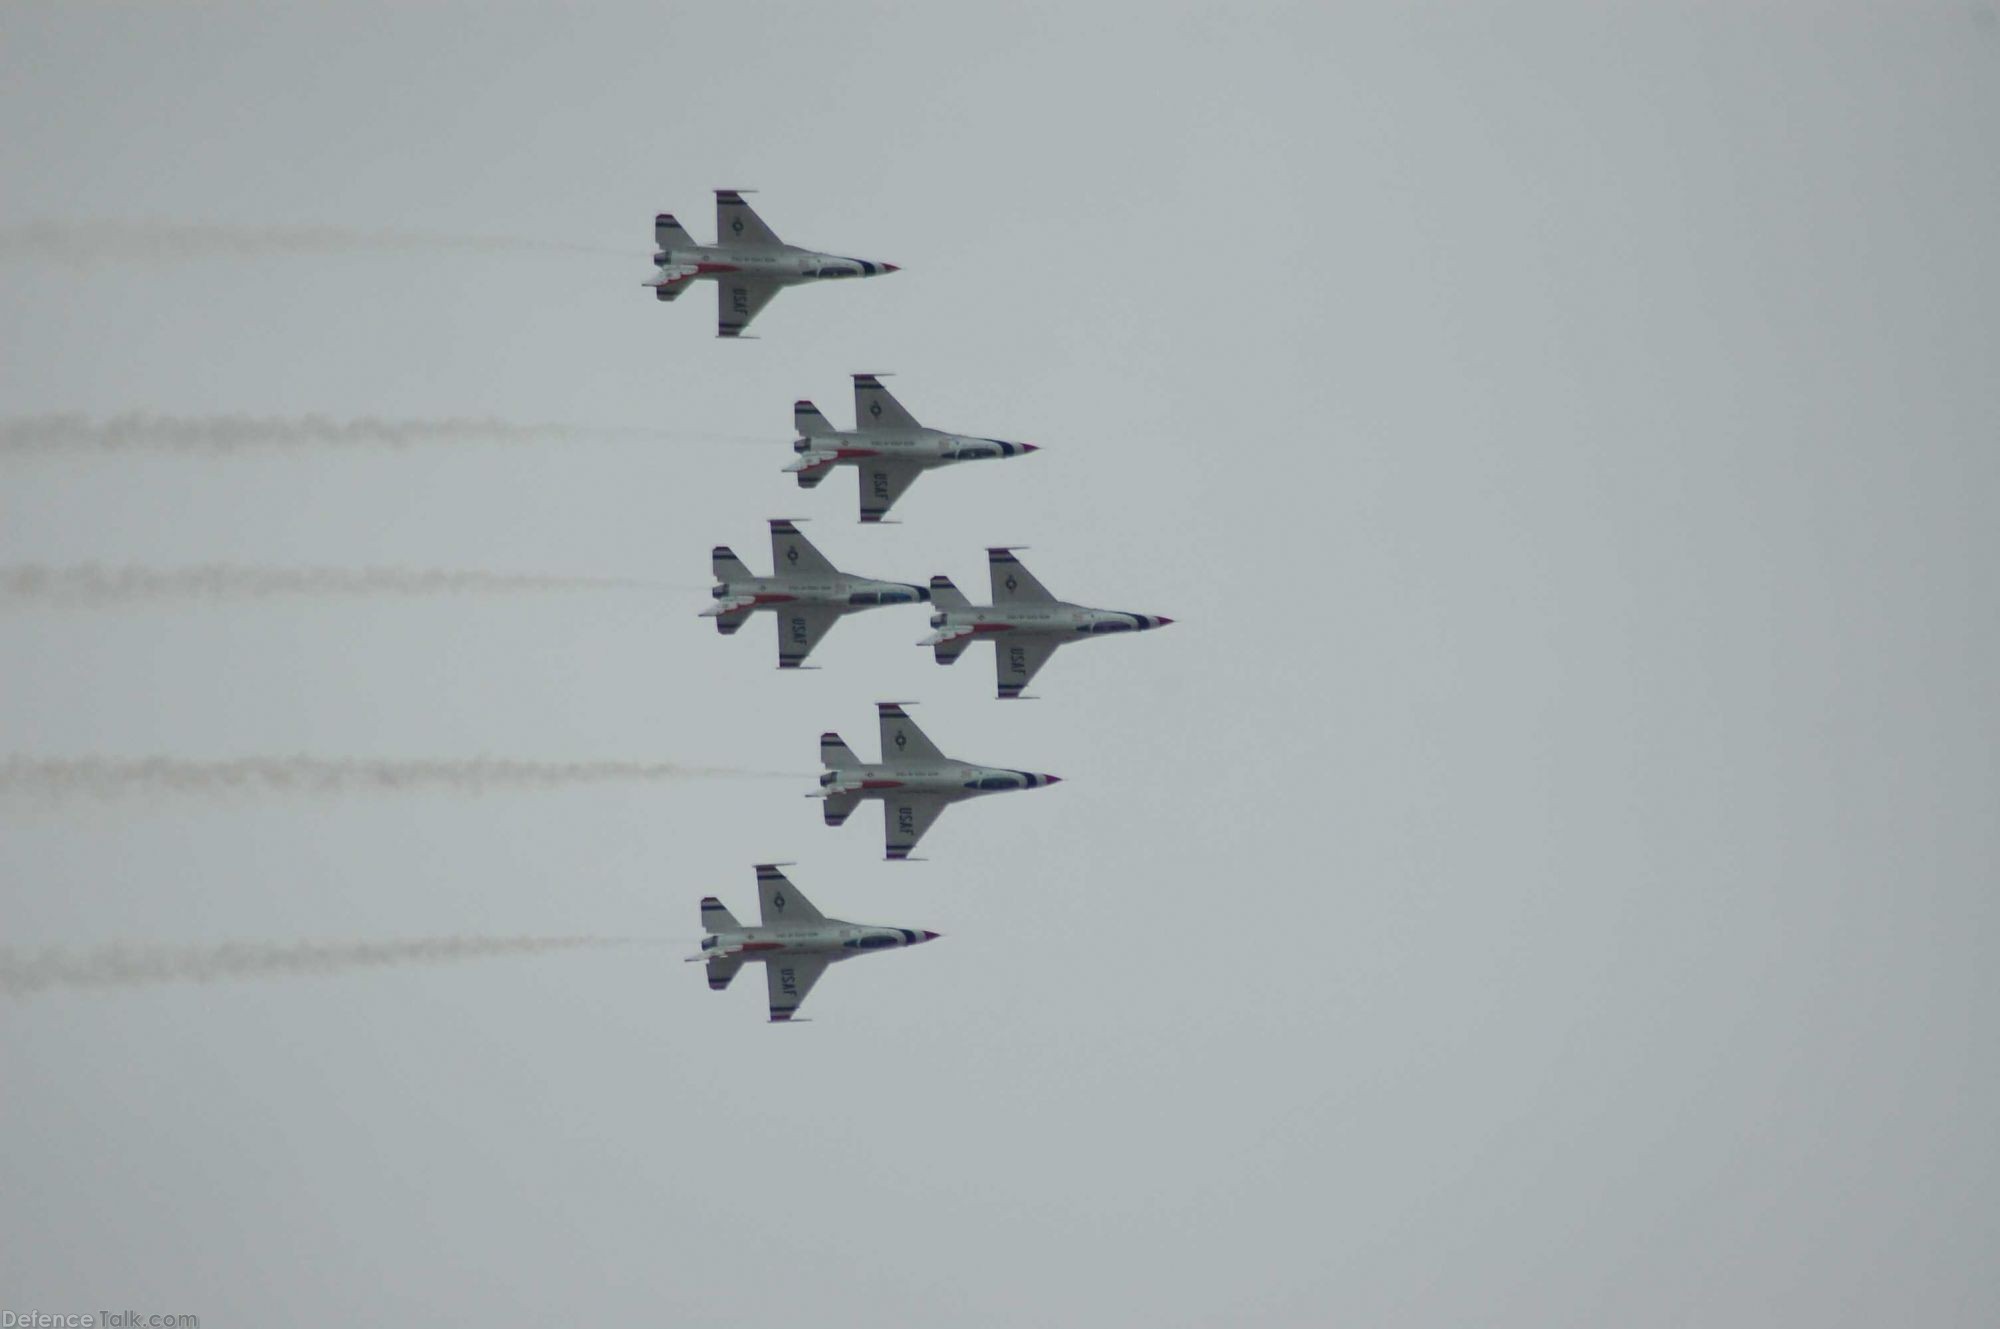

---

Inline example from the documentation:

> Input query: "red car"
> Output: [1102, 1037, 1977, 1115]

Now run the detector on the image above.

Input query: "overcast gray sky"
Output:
[3, 2, 1996, 1325]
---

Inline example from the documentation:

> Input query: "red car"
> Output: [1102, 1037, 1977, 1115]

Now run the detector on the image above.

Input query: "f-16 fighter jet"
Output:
[690, 864, 940, 1023]
[788, 374, 1039, 523]
[705, 519, 930, 668]
[643, 191, 899, 338]
[817, 702, 1062, 860]
[922, 548, 1174, 699]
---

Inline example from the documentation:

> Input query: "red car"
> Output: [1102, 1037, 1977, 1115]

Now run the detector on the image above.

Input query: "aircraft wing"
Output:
[877, 702, 946, 763]
[766, 954, 829, 1022]
[776, 604, 842, 669]
[858, 460, 923, 523]
[717, 190, 784, 247]
[988, 548, 1057, 604]
[757, 864, 826, 926]
[718, 278, 783, 338]
[770, 519, 838, 576]
[884, 793, 950, 861]
[995, 635, 1063, 699]
[853, 374, 923, 431]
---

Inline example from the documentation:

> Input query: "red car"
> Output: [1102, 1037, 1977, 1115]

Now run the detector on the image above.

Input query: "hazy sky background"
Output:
[3, 2, 1996, 1324]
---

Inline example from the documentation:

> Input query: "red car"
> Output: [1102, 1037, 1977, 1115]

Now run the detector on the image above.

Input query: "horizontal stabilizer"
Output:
[795, 400, 835, 437]
[713, 546, 753, 583]
[701, 896, 742, 933]
[823, 789, 860, 826]
[655, 214, 695, 250]
[928, 629, 973, 666]
[928, 575, 971, 611]
[820, 732, 860, 768]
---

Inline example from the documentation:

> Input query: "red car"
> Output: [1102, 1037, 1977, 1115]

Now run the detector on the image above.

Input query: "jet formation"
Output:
[645, 191, 898, 338]
[668, 193, 1170, 1020]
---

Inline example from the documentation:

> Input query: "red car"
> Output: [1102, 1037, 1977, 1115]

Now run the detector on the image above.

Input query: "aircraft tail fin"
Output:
[795, 400, 835, 437]
[928, 575, 971, 611]
[700, 896, 742, 933]
[820, 732, 860, 769]
[712, 545, 753, 583]
[655, 213, 695, 251]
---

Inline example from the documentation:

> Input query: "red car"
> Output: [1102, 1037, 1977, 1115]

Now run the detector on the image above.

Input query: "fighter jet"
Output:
[788, 374, 1040, 523]
[643, 191, 899, 338]
[691, 864, 940, 1023]
[817, 702, 1062, 860]
[705, 519, 930, 669]
[922, 548, 1174, 698]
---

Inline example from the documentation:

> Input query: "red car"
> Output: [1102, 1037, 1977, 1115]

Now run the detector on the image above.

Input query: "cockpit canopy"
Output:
[849, 587, 925, 607]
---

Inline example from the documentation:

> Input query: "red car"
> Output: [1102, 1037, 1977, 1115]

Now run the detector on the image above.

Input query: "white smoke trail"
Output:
[0, 757, 800, 801]
[0, 936, 668, 999]
[0, 219, 627, 264]
[0, 413, 766, 455]
[0, 564, 686, 607]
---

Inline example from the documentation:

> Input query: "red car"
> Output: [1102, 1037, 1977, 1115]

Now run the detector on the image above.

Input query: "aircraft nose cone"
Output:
[882, 263, 900, 273]
[1154, 616, 1174, 627]
[1020, 443, 1040, 454]
[1042, 775, 1063, 786]
[921, 930, 940, 942]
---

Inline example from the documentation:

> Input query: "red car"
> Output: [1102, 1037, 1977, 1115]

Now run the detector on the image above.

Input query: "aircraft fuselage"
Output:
[656, 243, 895, 287]
[929, 601, 1172, 638]
[709, 573, 929, 617]
[819, 761, 1060, 804]
[696, 919, 937, 963]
